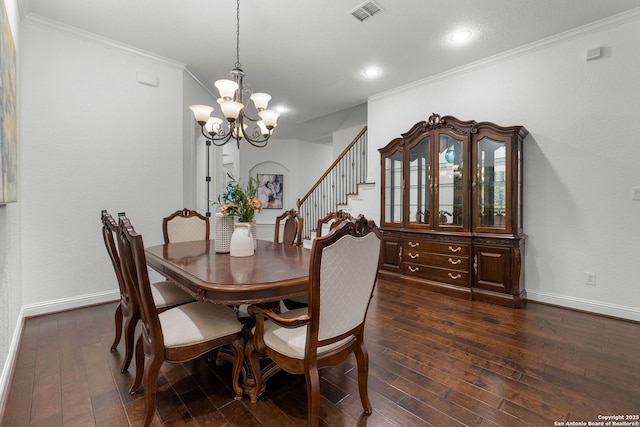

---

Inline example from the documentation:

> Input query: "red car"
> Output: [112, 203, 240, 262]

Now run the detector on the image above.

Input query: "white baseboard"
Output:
[527, 290, 640, 322]
[0, 290, 120, 417]
[22, 289, 120, 318]
[0, 306, 25, 421]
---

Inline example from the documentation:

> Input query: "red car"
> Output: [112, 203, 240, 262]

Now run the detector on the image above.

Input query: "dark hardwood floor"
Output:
[2, 279, 639, 426]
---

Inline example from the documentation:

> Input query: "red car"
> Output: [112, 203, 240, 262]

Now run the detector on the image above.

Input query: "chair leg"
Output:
[354, 341, 372, 414]
[141, 354, 163, 427]
[120, 310, 138, 372]
[231, 337, 245, 400]
[129, 335, 145, 394]
[305, 367, 321, 427]
[245, 339, 261, 403]
[110, 303, 123, 352]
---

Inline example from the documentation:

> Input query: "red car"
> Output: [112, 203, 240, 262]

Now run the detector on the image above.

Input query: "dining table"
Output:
[144, 238, 312, 397]
[145, 239, 310, 305]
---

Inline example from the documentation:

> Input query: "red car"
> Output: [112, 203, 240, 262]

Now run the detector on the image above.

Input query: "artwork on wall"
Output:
[0, 0, 17, 203]
[257, 174, 283, 209]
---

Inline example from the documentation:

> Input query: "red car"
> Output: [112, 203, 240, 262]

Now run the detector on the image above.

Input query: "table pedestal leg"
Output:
[213, 307, 282, 400]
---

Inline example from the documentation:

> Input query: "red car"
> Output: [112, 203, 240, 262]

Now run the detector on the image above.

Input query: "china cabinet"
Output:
[378, 113, 528, 307]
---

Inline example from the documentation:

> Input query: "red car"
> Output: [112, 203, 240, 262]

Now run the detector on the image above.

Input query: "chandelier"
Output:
[189, 0, 280, 149]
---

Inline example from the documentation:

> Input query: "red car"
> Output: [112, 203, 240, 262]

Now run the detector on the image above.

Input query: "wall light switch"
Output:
[585, 272, 596, 286]
[632, 187, 640, 201]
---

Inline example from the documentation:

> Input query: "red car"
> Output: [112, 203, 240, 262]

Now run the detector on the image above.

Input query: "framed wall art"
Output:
[257, 174, 283, 209]
[0, 0, 17, 203]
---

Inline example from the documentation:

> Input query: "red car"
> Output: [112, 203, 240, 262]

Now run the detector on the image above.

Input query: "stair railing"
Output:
[297, 127, 368, 240]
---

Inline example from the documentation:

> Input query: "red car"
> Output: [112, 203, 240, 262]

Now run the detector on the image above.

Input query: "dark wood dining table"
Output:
[145, 238, 311, 398]
[145, 239, 311, 305]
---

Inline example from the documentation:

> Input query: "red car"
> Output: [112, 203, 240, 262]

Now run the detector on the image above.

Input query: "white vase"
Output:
[230, 222, 254, 257]
[214, 213, 233, 253]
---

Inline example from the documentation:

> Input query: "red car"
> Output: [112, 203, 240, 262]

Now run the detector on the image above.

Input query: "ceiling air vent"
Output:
[349, 1, 384, 22]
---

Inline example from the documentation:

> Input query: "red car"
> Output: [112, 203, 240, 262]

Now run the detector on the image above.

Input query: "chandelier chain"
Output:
[235, 0, 241, 69]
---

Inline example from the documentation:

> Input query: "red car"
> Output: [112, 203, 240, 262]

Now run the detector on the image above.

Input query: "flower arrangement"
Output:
[218, 174, 263, 223]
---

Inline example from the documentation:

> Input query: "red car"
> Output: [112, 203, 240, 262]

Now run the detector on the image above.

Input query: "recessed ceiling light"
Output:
[362, 67, 381, 78]
[450, 29, 472, 43]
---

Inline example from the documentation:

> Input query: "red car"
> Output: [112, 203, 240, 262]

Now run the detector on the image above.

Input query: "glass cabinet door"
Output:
[437, 133, 465, 228]
[476, 136, 508, 231]
[408, 136, 431, 225]
[383, 150, 403, 224]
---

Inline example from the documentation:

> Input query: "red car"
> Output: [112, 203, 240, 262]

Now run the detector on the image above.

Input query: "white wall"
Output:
[332, 103, 367, 158]
[367, 14, 640, 320]
[19, 19, 184, 309]
[0, 0, 21, 413]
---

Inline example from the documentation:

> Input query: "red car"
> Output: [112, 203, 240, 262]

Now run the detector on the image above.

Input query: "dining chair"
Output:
[117, 216, 244, 427]
[275, 209, 306, 309]
[162, 208, 210, 243]
[246, 215, 382, 426]
[316, 209, 353, 238]
[273, 208, 303, 246]
[101, 210, 195, 373]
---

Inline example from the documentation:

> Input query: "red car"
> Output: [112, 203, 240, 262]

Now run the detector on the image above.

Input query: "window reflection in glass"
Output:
[384, 152, 403, 223]
[477, 137, 506, 228]
[438, 134, 463, 226]
[409, 137, 430, 224]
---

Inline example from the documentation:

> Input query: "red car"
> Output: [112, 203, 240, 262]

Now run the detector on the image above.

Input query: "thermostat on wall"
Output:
[136, 71, 159, 87]
[586, 47, 602, 61]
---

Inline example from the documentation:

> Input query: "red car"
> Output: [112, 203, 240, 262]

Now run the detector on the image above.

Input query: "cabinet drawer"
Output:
[403, 250, 468, 271]
[403, 239, 469, 255]
[403, 264, 470, 287]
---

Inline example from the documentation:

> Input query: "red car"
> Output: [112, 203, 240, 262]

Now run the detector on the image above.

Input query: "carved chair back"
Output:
[316, 209, 353, 238]
[162, 208, 210, 243]
[274, 208, 303, 246]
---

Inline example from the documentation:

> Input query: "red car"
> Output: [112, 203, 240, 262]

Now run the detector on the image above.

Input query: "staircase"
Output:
[297, 127, 371, 246]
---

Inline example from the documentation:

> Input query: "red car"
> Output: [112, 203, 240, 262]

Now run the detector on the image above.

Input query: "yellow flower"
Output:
[248, 198, 263, 212]
[220, 202, 237, 215]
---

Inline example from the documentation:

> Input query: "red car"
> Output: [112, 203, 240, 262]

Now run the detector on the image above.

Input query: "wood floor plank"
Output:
[60, 379, 96, 426]
[3, 280, 640, 426]
[29, 372, 61, 425]
[1, 362, 35, 427]
[177, 387, 228, 426]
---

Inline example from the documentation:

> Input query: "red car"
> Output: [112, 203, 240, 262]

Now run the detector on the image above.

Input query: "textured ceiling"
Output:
[20, 0, 640, 142]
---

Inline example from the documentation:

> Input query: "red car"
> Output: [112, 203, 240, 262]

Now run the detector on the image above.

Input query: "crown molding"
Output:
[370, 7, 640, 103]
[184, 67, 217, 100]
[22, 13, 186, 70]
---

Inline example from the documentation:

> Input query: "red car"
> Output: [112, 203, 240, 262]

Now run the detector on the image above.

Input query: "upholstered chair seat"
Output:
[151, 280, 196, 309]
[159, 301, 242, 348]
[260, 308, 354, 359]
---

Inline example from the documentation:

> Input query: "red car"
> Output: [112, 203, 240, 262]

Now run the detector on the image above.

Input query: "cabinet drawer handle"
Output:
[448, 246, 462, 253]
[409, 253, 419, 259]
[408, 242, 419, 248]
[448, 258, 461, 265]
[448, 273, 462, 280]
[408, 266, 420, 273]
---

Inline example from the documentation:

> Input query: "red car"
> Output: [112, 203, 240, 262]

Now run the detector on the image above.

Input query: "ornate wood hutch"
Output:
[378, 113, 529, 307]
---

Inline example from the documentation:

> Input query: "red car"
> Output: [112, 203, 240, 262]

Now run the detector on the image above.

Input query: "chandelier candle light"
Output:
[189, 0, 280, 149]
